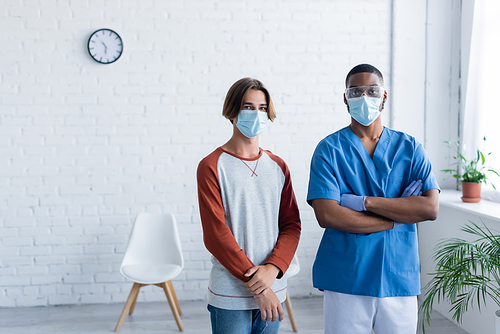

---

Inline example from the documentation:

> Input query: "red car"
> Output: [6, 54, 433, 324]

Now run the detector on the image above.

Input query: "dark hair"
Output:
[222, 78, 276, 123]
[345, 64, 384, 87]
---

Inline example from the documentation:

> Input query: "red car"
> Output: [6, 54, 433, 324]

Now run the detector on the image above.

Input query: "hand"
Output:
[254, 289, 284, 322]
[393, 222, 404, 229]
[340, 193, 366, 211]
[394, 180, 423, 228]
[401, 180, 423, 197]
[244, 264, 280, 295]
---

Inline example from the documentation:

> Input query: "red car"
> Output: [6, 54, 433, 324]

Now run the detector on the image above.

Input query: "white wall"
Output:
[391, 0, 426, 140]
[0, 0, 392, 307]
[424, 0, 461, 189]
[392, 0, 460, 190]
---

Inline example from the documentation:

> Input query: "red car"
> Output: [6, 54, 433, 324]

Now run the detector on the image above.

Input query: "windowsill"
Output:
[439, 189, 500, 222]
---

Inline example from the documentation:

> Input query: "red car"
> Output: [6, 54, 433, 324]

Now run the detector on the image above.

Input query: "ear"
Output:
[231, 111, 240, 124]
[380, 89, 388, 111]
[343, 93, 349, 111]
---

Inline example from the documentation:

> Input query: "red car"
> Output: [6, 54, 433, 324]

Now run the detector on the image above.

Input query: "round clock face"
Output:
[88, 29, 123, 64]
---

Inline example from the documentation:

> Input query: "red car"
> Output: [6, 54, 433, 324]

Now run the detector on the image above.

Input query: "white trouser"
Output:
[323, 290, 417, 334]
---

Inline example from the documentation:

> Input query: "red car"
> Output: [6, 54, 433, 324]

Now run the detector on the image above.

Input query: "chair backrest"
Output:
[120, 213, 184, 270]
[287, 254, 300, 278]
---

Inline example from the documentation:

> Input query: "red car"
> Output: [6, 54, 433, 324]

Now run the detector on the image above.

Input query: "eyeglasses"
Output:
[345, 86, 385, 99]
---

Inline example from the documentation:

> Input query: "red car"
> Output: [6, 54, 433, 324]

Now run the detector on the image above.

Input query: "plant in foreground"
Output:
[420, 221, 500, 333]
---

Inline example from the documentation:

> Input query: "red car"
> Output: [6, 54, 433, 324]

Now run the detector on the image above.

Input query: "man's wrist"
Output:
[255, 288, 273, 298]
[265, 263, 281, 278]
[363, 196, 371, 211]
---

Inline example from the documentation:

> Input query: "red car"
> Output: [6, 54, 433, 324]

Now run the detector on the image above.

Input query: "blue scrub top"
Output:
[307, 126, 440, 297]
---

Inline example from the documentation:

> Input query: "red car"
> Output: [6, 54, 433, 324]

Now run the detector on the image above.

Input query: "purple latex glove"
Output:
[394, 180, 423, 229]
[401, 179, 423, 197]
[340, 193, 366, 212]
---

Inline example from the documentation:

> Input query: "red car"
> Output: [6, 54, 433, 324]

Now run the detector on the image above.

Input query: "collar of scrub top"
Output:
[343, 126, 391, 169]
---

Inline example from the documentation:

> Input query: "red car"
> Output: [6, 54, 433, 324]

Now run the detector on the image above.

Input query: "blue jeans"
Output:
[207, 304, 282, 334]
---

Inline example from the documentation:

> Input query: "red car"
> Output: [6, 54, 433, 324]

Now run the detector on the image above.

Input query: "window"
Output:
[461, 0, 500, 195]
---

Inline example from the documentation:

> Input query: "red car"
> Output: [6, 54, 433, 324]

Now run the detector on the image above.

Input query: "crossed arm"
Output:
[312, 186, 439, 234]
[365, 189, 439, 223]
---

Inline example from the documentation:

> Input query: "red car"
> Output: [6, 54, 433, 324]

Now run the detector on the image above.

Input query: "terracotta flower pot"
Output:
[461, 182, 481, 203]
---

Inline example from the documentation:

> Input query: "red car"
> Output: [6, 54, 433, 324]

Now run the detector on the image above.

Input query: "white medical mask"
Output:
[347, 95, 382, 126]
[236, 110, 268, 138]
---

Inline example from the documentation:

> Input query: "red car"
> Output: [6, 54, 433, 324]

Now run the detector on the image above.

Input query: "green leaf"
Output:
[441, 169, 456, 173]
[420, 221, 500, 332]
[488, 169, 500, 177]
[441, 138, 498, 185]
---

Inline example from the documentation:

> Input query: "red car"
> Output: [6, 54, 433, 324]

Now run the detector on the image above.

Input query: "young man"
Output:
[307, 64, 440, 333]
[197, 78, 301, 334]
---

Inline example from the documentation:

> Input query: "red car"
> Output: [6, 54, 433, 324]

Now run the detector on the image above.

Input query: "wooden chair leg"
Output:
[162, 281, 184, 332]
[285, 290, 298, 332]
[115, 283, 142, 332]
[167, 280, 182, 315]
[129, 288, 140, 315]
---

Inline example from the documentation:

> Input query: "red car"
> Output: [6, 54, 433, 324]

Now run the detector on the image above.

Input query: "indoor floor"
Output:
[0, 297, 468, 334]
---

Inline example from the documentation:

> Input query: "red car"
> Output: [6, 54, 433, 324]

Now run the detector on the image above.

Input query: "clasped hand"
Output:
[244, 264, 280, 295]
[244, 264, 283, 322]
[254, 289, 284, 322]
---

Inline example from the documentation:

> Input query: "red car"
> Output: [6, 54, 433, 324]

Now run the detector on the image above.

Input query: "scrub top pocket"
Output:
[317, 229, 356, 272]
[388, 230, 419, 273]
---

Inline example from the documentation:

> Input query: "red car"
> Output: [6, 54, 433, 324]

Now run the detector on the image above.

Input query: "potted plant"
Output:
[442, 137, 499, 203]
[420, 221, 500, 333]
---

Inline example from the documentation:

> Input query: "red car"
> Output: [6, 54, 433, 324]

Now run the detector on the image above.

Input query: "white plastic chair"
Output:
[114, 213, 184, 332]
[285, 255, 300, 332]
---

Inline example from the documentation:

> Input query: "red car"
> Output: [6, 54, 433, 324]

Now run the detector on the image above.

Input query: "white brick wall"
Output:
[0, 0, 391, 307]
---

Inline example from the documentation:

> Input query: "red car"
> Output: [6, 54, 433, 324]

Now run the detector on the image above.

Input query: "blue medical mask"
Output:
[347, 96, 382, 126]
[236, 110, 268, 138]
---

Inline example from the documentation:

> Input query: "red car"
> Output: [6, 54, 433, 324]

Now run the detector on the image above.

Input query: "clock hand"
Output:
[101, 42, 107, 54]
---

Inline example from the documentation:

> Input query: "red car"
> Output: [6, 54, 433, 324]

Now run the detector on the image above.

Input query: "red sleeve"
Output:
[196, 148, 254, 282]
[265, 151, 302, 278]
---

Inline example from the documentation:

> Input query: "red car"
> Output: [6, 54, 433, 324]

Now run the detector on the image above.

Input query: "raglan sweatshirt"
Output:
[197, 147, 301, 310]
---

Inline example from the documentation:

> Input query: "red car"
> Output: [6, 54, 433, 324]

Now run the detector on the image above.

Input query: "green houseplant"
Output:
[420, 221, 500, 333]
[442, 137, 499, 202]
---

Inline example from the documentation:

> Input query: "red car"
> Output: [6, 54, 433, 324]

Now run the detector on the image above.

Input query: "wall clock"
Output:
[87, 28, 123, 64]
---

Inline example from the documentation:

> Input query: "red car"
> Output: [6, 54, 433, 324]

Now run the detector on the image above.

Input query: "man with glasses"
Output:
[307, 64, 440, 333]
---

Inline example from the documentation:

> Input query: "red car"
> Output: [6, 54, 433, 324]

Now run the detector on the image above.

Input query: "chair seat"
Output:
[287, 264, 300, 278]
[121, 264, 183, 284]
